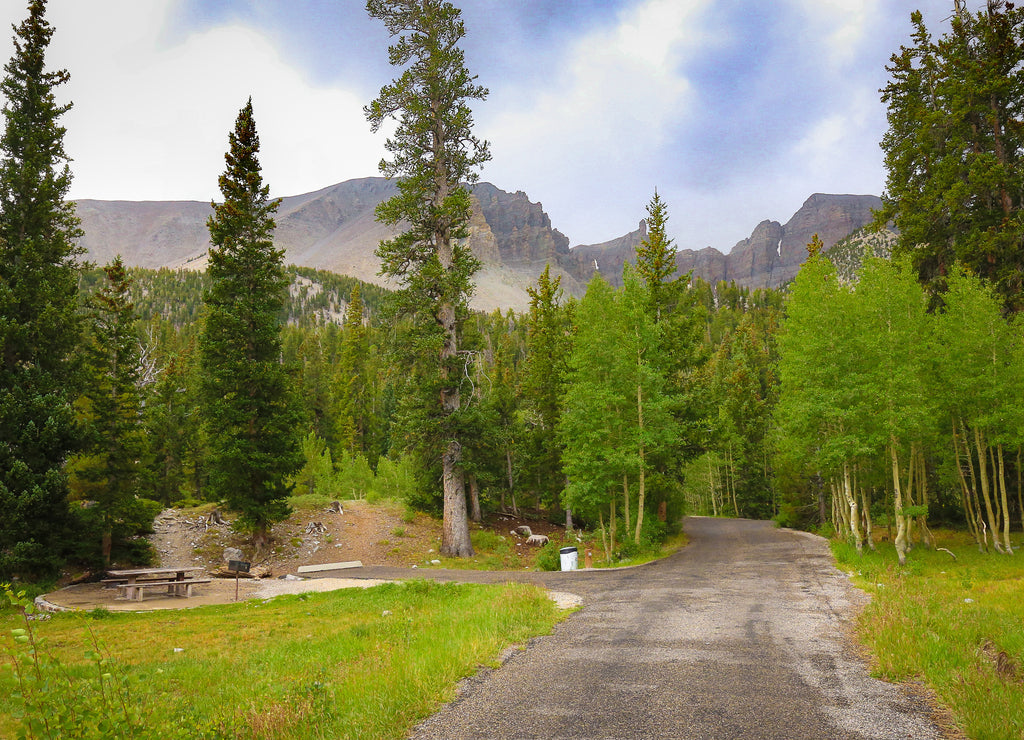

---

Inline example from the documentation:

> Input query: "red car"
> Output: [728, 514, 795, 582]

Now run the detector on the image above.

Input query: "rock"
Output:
[513, 525, 532, 538]
[223, 547, 244, 563]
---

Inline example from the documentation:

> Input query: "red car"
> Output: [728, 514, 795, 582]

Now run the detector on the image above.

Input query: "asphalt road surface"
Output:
[322, 517, 947, 740]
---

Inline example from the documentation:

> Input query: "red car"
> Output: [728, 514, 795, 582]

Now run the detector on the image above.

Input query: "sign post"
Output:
[228, 560, 251, 601]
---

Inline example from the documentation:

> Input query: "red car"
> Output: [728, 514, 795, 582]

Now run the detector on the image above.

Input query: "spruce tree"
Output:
[365, 0, 490, 557]
[0, 0, 82, 579]
[72, 257, 146, 566]
[522, 266, 570, 513]
[199, 99, 301, 551]
[879, 2, 1024, 312]
[634, 190, 677, 319]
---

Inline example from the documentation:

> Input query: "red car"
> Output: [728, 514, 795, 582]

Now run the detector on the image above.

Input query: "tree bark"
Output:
[997, 445, 1013, 554]
[891, 441, 908, 566]
[441, 439, 474, 557]
[622, 475, 631, 535]
[974, 427, 1004, 553]
[635, 380, 646, 544]
[468, 473, 482, 523]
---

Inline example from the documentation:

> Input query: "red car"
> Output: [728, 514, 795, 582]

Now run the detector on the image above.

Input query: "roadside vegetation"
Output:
[833, 531, 1024, 739]
[1, 580, 566, 739]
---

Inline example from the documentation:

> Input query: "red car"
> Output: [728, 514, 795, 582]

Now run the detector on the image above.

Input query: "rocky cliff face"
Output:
[73, 180, 883, 310]
[558, 193, 884, 291]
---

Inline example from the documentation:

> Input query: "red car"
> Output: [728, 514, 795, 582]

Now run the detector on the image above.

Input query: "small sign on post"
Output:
[228, 560, 251, 601]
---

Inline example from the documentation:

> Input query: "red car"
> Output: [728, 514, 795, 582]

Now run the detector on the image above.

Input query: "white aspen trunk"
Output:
[727, 445, 739, 517]
[1017, 447, 1023, 534]
[915, 446, 934, 549]
[891, 440, 908, 566]
[974, 426, 1005, 553]
[997, 445, 1013, 554]
[634, 370, 645, 543]
[955, 419, 984, 550]
[609, 497, 617, 558]
[861, 485, 875, 551]
[708, 455, 718, 517]
[903, 446, 917, 548]
[623, 475, 631, 535]
[843, 461, 863, 554]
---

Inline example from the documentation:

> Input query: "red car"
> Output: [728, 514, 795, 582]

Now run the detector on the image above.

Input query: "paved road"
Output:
[318, 517, 946, 740]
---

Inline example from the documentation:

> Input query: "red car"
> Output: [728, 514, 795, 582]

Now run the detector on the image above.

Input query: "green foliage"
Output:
[879, 3, 1024, 312]
[534, 541, 561, 572]
[199, 100, 302, 547]
[0, 0, 83, 580]
[366, 0, 491, 557]
[70, 258, 149, 566]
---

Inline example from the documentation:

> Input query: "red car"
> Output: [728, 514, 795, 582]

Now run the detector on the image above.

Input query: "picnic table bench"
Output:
[105, 566, 210, 602]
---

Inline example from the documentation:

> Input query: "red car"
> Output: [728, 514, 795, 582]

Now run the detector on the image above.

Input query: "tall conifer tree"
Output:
[365, 0, 490, 557]
[72, 257, 147, 566]
[0, 0, 82, 578]
[199, 99, 301, 551]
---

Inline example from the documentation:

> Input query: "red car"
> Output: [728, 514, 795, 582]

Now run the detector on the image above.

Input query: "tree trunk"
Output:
[891, 440, 908, 566]
[609, 497, 617, 558]
[468, 473, 481, 523]
[974, 426, 1004, 553]
[635, 380, 646, 544]
[862, 485, 875, 551]
[565, 506, 574, 533]
[997, 444, 1013, 554]
[505, 448, 518, 516]
[1018, 447, 1023, 534]
[843, 462, 863, 553]
[440, 439, 474, 557]
[622, 475, 631, 535]
[955, 418, 984, 550]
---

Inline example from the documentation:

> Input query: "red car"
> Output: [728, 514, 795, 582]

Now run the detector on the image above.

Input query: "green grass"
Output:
[832, 531, 1024, 739]
[2, 580, 565, 739]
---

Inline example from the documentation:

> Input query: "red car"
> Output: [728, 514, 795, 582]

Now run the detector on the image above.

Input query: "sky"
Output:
[0, 0, 946, 252]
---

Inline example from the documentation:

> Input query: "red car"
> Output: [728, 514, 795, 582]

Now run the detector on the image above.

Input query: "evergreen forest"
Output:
[2, 0, 1024, 583]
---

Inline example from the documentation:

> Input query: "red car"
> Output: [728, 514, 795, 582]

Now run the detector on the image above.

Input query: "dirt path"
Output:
[394, 518, 947, 740]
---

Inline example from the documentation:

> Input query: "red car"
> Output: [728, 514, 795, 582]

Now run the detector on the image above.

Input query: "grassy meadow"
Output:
[833, 531, 1024, 739]
[1, 580, 566, 739]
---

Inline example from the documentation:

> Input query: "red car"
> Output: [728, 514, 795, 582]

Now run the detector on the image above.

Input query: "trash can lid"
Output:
[559, 546, 578, 554]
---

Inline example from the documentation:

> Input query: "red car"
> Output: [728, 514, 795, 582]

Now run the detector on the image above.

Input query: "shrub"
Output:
[535, 541, 561, 571]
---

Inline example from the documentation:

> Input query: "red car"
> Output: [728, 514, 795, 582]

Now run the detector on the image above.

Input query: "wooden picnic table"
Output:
[105, 566, 210, 601]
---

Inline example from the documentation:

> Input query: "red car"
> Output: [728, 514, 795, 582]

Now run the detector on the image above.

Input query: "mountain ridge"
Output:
[73, 178, 884, 310]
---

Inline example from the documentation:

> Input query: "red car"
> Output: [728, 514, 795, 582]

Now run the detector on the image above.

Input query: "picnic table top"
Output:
[107, 566, 206, 577]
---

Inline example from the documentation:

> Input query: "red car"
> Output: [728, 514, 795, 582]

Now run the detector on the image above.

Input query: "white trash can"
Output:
[559, 546, 578, 571]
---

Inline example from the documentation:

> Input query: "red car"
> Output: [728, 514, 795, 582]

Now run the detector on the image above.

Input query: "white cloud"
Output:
[480, 0, 714, 243]
[789, 0, 880, 68]
[0, 1, 386, 201]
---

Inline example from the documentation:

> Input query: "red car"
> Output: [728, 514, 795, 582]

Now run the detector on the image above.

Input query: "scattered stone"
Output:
[173, 648, 184, 653]
[513, 525, 532, 538]
[382, 610, 392, 616]
[430, 559, 441, 565]
[223, 547, 244, 563]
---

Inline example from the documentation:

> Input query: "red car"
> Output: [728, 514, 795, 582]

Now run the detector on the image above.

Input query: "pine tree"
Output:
[634, 190, 677, 318]
[71, 257, 147, 566]
[365, 0, 490, 557]
[522, 266, 570, 513]
[879, 2, 1024, 312]
[0, 0, 82, 579]
[199, 99, 301, 551]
